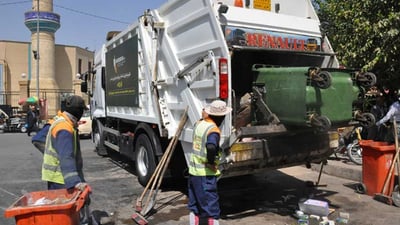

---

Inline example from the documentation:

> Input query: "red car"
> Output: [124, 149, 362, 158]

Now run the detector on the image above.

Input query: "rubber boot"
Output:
[208, 218, 219, 225]
[189, 212, 199, 225]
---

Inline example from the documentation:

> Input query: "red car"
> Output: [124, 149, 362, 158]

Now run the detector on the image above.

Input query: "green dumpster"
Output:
[253, 66, 359, 128]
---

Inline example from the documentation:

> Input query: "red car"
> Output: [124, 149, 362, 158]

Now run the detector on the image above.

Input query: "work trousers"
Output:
[188, 175, 220, 220]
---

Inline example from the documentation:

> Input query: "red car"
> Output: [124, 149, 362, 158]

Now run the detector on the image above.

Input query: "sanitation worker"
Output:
[41, 95, 90, 224]
[188, 100, 232, 225]
[376, 93, 400, 143]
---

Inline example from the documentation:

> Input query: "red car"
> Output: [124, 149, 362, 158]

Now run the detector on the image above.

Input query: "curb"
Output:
[311, 158, 362, 182]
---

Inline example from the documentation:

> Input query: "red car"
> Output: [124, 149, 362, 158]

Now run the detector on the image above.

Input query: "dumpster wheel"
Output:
[355, 182, 366, 194]
[310, 114, 331, 132]
[392, 185, 400, 207]
[313, 71, 332, 89]
[357, 72, 377, 88]
[356, 112, 376, 128]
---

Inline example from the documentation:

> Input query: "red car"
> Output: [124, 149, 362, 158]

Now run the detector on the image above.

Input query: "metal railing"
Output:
[0, 91, 20, 107]
[0, 89, 75, 118]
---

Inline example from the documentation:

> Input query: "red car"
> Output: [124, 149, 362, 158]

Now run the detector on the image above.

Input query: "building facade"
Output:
[0, 40, 93, 118]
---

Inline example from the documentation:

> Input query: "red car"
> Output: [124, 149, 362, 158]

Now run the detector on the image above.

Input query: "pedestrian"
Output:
[188, 100, 232, 225]
[26, 104, 38, 136]
[368, 94, 387, 141]
[41, 95, 91, 224]
[376, 93, 400, 143]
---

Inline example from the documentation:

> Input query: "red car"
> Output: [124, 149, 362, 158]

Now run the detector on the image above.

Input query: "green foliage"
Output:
[317, 0, 400, 86]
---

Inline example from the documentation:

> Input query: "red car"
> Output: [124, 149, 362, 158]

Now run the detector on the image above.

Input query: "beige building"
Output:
[0, 40, 93, 118]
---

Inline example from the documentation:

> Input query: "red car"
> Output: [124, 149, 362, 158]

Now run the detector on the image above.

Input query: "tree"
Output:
[317, 0, 400, 86]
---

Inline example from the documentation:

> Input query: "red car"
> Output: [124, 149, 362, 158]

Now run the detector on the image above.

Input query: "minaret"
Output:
[24, 0, 60, 97]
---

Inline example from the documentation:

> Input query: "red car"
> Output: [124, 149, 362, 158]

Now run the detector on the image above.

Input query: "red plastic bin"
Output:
[359, 140, 396, 196]
[4, 187, 89, 225]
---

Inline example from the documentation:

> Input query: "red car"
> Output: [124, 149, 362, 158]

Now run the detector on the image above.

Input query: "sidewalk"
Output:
[311, 156, 362, 182]
[311, 155, 399, 182]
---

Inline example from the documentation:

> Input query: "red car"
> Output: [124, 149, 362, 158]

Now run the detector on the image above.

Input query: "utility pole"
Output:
[36, 0, 39, 99]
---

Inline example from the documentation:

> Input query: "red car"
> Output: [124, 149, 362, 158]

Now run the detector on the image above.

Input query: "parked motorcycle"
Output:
[334, 125, 364, 165]
[1, 115, 27, 133]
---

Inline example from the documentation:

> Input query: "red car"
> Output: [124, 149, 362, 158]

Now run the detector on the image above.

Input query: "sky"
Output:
[0, 0, 166, 51]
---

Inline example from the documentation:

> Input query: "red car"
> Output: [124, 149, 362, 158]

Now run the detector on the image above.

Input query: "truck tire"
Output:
[94, 121, 107, 156]
[135, 133, 157, 186]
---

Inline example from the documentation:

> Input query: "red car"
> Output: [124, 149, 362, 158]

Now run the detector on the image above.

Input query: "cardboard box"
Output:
[299, 199, 330, 216]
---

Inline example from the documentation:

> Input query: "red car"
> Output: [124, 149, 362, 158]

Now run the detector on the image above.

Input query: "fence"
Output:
[0, 89, 75, 119]
[0, 91, 19, 108]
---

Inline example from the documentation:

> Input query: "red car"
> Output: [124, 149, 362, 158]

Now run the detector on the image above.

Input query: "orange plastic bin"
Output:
[4, 187, 89, 225]
[359, 140, 396, 196]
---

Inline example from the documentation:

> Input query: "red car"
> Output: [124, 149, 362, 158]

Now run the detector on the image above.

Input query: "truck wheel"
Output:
[135, 133, 157, 186]
[94, 122, 107, 156]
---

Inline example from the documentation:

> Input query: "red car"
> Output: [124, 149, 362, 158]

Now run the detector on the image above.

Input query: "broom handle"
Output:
[395, 118, 400, 192]
[142, 107, 188, 210]
[382, 118, 400, 194]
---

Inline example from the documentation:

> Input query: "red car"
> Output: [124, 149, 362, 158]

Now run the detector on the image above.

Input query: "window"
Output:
[78, 58, 82, 74]
[88, 61, 92, 73]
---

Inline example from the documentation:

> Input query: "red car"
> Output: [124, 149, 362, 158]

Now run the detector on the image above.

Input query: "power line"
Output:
[54, 3, 130, 25]
[0, 1, 30, 6]
[0, 0, 130, 25]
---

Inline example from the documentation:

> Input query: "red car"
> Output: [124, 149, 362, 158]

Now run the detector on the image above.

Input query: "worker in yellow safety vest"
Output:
[42, 95, 88, 190]
[188, 100, 232, 225]
[42, 95, 91, 225]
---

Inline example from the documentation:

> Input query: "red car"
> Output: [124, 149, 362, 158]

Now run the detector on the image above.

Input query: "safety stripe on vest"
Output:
[43, 163, 62, 173]
[45, 148, 59, 158]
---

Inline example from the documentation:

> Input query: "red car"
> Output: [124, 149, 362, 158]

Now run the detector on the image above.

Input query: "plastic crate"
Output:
[4, 187, 89, 225]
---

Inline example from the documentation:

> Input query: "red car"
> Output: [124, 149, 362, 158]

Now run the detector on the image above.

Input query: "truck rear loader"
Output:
[81, 0, 376, 186]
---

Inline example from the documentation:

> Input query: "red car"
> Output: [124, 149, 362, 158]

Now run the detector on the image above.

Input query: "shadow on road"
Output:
[99, 149, 341, 223]
[217, 171, 338, 221]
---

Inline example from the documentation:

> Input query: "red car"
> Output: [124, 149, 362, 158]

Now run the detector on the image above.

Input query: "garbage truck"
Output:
[80, 0, 376, 186]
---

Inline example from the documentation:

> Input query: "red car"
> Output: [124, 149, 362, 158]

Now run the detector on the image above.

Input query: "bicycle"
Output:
[334, 125, 363, 165]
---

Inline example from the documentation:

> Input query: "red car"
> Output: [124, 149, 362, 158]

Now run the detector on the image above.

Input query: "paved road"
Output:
[1, 133, 399, 225]
[0, 132, 142, 225]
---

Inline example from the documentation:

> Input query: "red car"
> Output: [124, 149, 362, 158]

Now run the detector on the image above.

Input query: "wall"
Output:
[0, 40, 93, 115]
